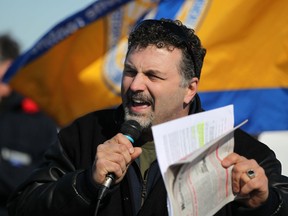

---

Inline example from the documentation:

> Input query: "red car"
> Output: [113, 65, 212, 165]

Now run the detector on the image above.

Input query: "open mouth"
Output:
[131, 98, 151, 107]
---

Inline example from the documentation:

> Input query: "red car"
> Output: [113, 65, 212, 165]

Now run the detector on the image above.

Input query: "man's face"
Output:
[121, 45, 198, 129]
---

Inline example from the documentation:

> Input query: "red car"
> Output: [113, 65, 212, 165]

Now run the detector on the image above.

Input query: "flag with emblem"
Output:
[4, 0, 288, 134]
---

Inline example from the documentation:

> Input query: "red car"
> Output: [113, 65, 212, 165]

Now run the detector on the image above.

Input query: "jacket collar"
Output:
[189, 93, 203, 115]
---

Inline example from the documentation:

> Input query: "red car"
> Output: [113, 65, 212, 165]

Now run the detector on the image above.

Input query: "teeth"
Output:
[133, 99, 144, 103]
[131, 98, 150, 106]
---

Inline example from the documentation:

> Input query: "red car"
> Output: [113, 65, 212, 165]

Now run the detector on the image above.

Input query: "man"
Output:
[0, 34, 58, 216]
[7, 19, 288, 215]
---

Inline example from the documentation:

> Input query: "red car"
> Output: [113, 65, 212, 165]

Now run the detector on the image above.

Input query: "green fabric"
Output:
[139, 141, 156, 177]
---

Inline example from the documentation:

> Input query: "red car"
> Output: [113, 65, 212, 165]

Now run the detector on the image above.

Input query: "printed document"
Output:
[152, 105, 246, 216]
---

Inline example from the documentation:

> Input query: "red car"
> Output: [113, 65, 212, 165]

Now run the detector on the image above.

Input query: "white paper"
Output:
[152, 105, 234, 176]
[152, 105, 247, 216]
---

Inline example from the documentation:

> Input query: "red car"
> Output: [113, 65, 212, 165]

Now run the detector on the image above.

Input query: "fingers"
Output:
[226, 155, 259, 194]
[221, 152, 246, 168]
[93, 133, 142, 184]
[234, 166, 263, 194]
[221, 153, 269, 208]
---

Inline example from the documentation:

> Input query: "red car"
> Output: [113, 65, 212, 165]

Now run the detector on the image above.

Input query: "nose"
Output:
[129, 73, 146, 92]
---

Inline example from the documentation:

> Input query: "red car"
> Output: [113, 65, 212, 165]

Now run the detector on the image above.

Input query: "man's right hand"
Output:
[92, 133, 142, 185]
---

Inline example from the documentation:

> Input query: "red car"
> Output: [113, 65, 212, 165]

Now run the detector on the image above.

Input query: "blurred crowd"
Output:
[0, 34, 58, 216]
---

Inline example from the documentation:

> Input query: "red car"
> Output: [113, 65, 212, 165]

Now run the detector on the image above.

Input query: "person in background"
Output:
[0, 34, 58, 216]
[7, 19, 288, 216]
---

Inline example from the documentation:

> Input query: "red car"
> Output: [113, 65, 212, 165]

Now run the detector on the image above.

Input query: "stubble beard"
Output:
[122, 91, 154, 130]
[123, 106, 154, 130]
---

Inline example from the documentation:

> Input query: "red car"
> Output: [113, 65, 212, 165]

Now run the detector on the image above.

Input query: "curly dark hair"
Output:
[127, 19, 206, 84]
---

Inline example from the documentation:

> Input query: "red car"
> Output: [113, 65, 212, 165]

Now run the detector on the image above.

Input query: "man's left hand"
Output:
[222, 152, 269, 208]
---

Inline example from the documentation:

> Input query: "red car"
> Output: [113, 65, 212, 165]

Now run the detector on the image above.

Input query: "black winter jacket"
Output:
[0, 92, 58, 215]
[7, 96, 288, 216]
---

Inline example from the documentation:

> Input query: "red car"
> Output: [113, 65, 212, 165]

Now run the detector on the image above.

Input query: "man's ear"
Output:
[184, 77, 199, 104]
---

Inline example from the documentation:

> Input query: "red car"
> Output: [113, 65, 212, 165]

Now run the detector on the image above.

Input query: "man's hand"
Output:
[222, 153, 269, 208]
[92, 133, 142, 185]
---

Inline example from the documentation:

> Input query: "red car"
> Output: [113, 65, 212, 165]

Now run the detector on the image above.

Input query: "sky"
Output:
[0, 0, 96, 53]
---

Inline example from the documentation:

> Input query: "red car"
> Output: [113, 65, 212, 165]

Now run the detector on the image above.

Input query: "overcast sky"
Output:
[0, 0, 95, 53]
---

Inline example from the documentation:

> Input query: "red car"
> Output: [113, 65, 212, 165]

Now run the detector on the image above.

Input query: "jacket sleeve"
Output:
[233, 129, 288, 216]
[7, 140, 98, 216]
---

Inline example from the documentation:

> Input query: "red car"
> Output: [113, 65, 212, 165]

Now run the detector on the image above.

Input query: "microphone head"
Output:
[120, 120, 142, 141]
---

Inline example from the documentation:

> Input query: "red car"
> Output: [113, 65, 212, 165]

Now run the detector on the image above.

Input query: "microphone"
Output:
[102, 120, 142, 189]
[95, 120, 142, 216]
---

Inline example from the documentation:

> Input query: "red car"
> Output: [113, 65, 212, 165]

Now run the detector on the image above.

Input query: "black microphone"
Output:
[102, 120, 142, 188]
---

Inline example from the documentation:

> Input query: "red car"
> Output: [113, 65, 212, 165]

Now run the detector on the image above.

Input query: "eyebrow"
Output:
[124, 63, 166, 76]
[123, 63, 134, 69]
[145, 69, 166, 78]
